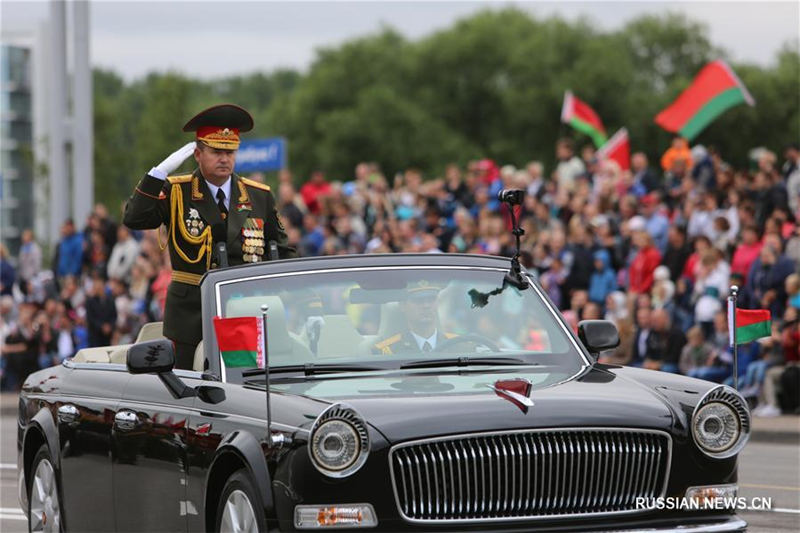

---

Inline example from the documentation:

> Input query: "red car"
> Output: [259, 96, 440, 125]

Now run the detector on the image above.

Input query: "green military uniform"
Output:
[372, 330, 457, 355]
[124, 170, 295, 367]
[123, 104, 296, 369]
[371, 280, 457, 355]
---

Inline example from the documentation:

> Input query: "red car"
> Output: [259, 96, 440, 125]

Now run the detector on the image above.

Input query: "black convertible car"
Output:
[17, 254, 750, 532]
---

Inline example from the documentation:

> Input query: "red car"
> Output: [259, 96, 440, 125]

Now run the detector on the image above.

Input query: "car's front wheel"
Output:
[216, 470, 265, 533]
[28, 444, 62, 533]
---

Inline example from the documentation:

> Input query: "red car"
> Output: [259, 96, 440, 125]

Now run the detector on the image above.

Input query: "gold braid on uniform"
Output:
[170, 183, 213, 270]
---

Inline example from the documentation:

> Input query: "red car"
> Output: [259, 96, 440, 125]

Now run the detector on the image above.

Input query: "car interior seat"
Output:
[315, 314, 368, 358]
[135, 321, 164, 343]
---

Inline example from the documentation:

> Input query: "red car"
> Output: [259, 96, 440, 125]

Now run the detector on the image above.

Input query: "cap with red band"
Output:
[182, 104, 254, 150]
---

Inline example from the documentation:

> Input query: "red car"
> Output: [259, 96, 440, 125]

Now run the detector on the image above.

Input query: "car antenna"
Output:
[498, 188, 530, 290]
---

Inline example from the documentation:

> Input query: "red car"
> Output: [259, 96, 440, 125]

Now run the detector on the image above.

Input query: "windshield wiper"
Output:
[242, 363, 384, 378]
[400, 356, 530, 370]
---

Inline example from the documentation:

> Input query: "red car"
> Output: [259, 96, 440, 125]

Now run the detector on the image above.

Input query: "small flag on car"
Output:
[213, 316, 265, 368]
[727, 306, 771, 346]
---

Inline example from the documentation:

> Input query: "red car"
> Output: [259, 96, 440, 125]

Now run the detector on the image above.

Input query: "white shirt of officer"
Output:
[412, 329, 438, 351]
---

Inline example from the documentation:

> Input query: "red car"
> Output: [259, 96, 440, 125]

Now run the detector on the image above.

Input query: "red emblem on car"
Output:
[489, 378, 534, 413]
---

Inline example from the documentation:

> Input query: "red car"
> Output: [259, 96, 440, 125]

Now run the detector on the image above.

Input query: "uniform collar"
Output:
[411, 329, 438, 350]
[204, 176, 232, 210]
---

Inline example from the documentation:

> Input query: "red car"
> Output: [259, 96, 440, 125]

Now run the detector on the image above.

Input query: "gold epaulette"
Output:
[374, 333, 402, 354]
[444, 332, 458, 339]
[167, 174, 192, 184]
[240, 177, 271, 192]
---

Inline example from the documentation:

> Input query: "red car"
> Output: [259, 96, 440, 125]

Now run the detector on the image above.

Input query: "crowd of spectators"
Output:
[1, 138, 798, 415]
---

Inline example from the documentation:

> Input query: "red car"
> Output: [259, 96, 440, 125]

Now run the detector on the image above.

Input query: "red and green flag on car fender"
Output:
[727, 307, 771, 346]
[213, 316, 265, 368]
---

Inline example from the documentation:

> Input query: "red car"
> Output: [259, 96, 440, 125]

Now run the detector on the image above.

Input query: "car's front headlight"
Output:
[309, 403, 370, 478]
[691, 385, 750, 459]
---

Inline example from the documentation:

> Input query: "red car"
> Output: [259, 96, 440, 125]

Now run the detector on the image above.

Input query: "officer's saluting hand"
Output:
[123, 104, 296, 370]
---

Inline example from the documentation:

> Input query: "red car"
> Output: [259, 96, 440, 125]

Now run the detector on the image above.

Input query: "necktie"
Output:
[422, 341, 433, 353]
[216, 189, 228, 219]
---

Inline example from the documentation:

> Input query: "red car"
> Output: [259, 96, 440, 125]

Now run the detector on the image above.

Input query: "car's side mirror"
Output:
[578, 320, 620, 360]
[127, 340, 175, 374]
[127, 340, 200, 400]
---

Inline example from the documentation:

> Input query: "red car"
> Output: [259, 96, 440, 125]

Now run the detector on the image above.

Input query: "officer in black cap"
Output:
[124, 104, 296, 369]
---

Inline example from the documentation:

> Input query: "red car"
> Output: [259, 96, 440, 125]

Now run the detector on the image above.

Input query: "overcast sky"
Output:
[3, 1, 798, 81]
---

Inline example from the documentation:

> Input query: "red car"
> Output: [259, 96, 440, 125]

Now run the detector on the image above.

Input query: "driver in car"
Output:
[372, 280, 458, 355]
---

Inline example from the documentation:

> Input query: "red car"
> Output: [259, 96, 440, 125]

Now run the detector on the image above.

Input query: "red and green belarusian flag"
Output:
[561, 91, 608, 148]
[727, 307, 771, 346]
[213, 316, 265, 368]
[655, 60, 755, 141]
[596, 128, 631, 171]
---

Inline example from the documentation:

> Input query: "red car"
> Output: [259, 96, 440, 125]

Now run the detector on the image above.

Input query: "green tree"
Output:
[92, 9, 799, 211]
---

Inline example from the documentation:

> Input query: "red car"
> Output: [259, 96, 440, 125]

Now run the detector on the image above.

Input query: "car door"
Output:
[57, 364, 131, 532]
[111, 369, 201, 531]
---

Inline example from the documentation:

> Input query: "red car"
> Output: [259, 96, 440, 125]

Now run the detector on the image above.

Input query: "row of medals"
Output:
[243, 228, 264, 262]
[187, 209, 205, 237]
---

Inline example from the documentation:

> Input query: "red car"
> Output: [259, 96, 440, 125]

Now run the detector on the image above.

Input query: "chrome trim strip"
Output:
[27, 392, 307, 435]
[388, 427, 673, 525]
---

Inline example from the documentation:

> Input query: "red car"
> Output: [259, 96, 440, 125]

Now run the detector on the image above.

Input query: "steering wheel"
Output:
[434, 333, 500, 353]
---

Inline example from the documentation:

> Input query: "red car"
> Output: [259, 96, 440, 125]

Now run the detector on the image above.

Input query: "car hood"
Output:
[271, 365, 676, 443]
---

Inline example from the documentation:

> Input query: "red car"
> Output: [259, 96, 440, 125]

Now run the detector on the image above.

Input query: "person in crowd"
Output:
[54, 219, 84, 279]
[643, 309, 685, 373]
[754, 306, 800, 416]
[1, 302, 42, 390]
[588, 249, 617, 306]
[299, 170, 332, 215]
[628, 222, 662, 296]
[692, 249, 730, 339]
[745, 242, 796, 318]
[554, 138, 585, 193]
[0, 245, 15, 297]
[85, 277, 117, 348]
[783, 142, 800, 215]
[661, 136, 693, 174]
[630, 306, 652, 367]
[730, 225, 763, 282]
[641, 193, 669, 253]
[631, 152, 660, 193]
[786, 273, 800, 310]
[679, 326, 717, 376]
[107, 225, 140, 283]
[17, 229, 42, 293]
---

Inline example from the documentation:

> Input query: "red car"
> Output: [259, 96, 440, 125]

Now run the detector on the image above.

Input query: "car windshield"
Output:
[215, 267, 586, 382]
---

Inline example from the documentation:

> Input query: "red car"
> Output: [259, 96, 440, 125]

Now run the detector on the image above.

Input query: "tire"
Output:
[216, 470, 266, 533]
[27, 444, 63, 533]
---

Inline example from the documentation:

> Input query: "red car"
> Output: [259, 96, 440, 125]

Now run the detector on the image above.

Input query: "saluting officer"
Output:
[124, 104, 296, 369]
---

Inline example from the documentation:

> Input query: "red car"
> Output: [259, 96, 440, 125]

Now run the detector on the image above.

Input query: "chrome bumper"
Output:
[598, 515, 746, 532]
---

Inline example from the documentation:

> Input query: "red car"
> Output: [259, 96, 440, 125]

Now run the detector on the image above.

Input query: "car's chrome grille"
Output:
[389, 428, 671, 523]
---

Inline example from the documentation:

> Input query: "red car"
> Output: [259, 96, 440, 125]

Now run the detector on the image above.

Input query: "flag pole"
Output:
[728, 286, 739, 390]
[261, 304, 284, 447]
